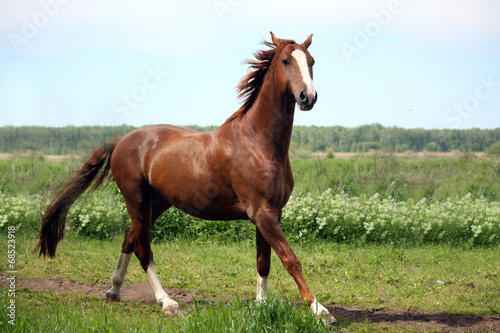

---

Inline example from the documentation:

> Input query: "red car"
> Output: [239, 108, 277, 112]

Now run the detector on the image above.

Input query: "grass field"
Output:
[292, 151, 500, 201]
[1, 152, 500, 331]
[1, 235, 499, 332]
[1, 151, 500, 200]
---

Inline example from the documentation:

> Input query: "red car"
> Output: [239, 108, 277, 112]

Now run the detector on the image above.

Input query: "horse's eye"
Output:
[282, 59, 290, 66]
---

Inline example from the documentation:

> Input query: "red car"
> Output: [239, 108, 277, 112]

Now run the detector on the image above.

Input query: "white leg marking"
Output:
[291, 49, 315, 96]
[146, 261, 179, 315]
[310, 297, 337, 325]
[106, 252, 132, 300]
[256, 274, 268, 302]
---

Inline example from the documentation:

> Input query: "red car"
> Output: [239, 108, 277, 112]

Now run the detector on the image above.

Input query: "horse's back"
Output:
[122, 124, 199, 142]
[110, 124, 197, 184]
[116, 124, 203, 152]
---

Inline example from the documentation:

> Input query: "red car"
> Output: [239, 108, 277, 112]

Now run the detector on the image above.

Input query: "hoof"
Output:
[255, 299, 268, 305]
[105, 291, 121, 303]
[162, 301, 180, 316]
[317, 312, 337, 325]
[311, 299, 337, 325]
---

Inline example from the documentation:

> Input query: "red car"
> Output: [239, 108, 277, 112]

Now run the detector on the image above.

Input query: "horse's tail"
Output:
[35, 137, 122, 258]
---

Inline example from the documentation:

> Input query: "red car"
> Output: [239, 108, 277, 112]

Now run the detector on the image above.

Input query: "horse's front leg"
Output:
[252, 207, 336, 324]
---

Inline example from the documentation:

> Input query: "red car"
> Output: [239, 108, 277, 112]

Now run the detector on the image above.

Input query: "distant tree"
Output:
[423, 142, 442, 152]
[1, 124, 499, 155]
[313, 139, 326, 152]
[486, 141, 500, 156]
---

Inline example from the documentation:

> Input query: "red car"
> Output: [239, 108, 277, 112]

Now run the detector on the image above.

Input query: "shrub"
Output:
[281, 190, 500, 246]
[423, 142, 442, 152]
[486, 141, 500, 156]
[0, 192, 43, 234]
[1, 190, 499, 246]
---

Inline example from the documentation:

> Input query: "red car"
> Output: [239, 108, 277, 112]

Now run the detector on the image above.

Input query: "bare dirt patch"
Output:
[0, 274, 235, 306]
[330, 306, 499, 332]
[1, 274, 498, 332]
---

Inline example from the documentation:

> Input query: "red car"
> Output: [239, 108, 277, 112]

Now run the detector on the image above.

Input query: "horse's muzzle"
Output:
[297, 91, 318, 111]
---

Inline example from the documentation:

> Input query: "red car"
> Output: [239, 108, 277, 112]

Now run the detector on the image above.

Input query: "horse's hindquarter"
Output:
[140, 126, 248, 220]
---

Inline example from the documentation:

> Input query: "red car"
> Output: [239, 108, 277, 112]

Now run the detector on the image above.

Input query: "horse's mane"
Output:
[227, 39, 296, 122]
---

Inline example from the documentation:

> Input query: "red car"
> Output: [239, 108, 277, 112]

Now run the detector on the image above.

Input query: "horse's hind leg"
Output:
[145, 193, 179, 314]
[106, 190, 178, 314]
[106, 227, 134, 302]
[105, 221, 153, 302]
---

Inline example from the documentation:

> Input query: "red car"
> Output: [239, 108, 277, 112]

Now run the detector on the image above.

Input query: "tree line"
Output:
[292, 124, 500, 153]
[0, 124, 499, 155]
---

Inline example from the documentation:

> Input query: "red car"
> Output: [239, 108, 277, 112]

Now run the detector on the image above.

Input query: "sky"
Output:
[0, 0, 499, 130]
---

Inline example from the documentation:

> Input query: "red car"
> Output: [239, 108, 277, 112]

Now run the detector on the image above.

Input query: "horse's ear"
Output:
[302, 34, 313, 49]
[270, 31, 282, 47]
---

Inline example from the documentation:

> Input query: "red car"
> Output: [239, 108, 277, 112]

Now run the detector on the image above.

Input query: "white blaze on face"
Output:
[291, 49, 315, 96]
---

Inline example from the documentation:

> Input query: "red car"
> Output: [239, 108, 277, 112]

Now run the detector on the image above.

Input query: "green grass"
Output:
[1, 154, 500, 331]
[1, 153, 500, 201]
[1, 289, 174, 332]
[1, 235, 499, 332]
[1, 289, 329, 333]
[291, 154, 500, 201]
[7, 234, 500, 313]
[0, 157, 80, 195]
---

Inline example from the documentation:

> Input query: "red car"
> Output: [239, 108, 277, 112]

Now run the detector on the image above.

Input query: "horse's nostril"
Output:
[313, 91, 318, 103]
[299, 91, 307, 103]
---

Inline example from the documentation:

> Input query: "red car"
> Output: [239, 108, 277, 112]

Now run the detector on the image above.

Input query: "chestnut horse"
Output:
[35, 32, 335, 324]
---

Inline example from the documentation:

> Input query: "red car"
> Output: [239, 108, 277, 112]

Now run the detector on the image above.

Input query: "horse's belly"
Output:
[173, 195, 248, 221]
[176, 202, 249, 221]
[155, 179, 248, 221]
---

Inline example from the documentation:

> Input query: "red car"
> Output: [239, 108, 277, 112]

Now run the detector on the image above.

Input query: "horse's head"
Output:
[271, 32, 317, 111]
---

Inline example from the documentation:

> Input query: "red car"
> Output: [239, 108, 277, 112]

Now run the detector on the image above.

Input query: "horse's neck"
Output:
[228, 71, 295, 159]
